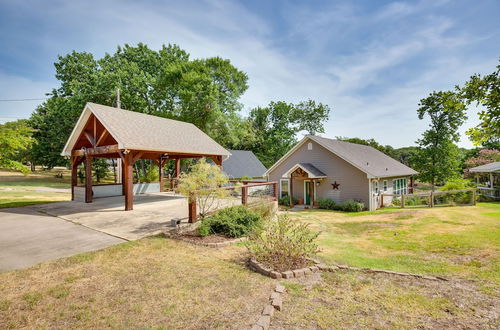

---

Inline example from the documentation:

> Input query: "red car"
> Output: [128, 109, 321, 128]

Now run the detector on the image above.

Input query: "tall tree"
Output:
[460, 58, 500, 146]
[249, 100, 330, 167]
[0, 120, 34, 174]
[29, 43, 248, 167]
[413, 91, 467, 190]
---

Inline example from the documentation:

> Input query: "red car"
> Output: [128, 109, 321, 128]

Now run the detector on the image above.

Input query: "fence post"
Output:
[472, 189, 476, 206]
[430, 191, 434, 208]
[241, 185, 248, 205]
[273, 182, 278, 200]
[380, 194, 384, 208]
[401, 194, 405, 208]
[188, 198, 197, 223]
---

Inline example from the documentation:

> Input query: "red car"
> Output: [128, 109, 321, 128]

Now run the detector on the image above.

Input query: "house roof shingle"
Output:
[266, 135, 418, 179]
[223, 150, 267, 178]
[62, 103, 230, 156]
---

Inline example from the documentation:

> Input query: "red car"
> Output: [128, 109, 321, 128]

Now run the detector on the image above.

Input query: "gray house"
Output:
[265, 136, 417, 210]
[223, 150, 267, 180]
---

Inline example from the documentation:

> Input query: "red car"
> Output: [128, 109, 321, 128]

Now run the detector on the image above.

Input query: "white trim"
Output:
[282, 163, 327, 179]
[279, 179, 290, 199]
[383, 180, 388, 192]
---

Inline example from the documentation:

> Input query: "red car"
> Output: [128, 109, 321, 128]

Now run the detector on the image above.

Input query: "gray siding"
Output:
[268, 140, 370, 206]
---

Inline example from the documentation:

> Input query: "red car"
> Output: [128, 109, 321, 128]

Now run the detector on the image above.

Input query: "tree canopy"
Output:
[0, 120, 34, 174]
[413, 91, 467, 189]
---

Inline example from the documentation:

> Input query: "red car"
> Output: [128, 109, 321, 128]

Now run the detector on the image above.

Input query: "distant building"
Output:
[223, 150, 267, 180]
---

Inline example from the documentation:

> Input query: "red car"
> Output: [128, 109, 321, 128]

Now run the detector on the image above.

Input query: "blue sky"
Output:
[0, 0, 499, 148]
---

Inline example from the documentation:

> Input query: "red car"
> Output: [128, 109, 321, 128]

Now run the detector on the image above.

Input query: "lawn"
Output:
[287, 203, 500, 288]
[0, 169, 71, 208]
[0, 238, 274, 329]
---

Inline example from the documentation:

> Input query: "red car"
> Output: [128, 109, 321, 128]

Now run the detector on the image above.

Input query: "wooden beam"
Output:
[289, 176, 294, 208]
[132, 151, 144, 164]
[85, 156, 93, 203]
[72, 144, 120, 157]
[96, 129, 109, 146]
[175, 158, 181, 178]
[158, 156, 165, 192]
[124, 152, 134, 211]
[83, 130, 96, 147]
[211, 155, 223, 166]
[71, 156, 78, 201]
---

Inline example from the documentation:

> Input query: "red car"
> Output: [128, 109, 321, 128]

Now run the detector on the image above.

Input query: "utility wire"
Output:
[0, 90, 115, 102]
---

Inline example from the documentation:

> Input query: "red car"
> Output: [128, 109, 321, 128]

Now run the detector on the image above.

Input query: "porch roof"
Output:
[469, 161, 500, 173]
[283, 163, 327, 179]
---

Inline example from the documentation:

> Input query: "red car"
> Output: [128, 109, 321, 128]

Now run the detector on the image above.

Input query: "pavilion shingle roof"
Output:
[469, 161, 500, 173]
[62, 103, 230, 156]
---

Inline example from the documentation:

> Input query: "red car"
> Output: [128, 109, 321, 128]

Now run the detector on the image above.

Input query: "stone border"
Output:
[248, 259, 319, 279]
[164, 232, 248, 248]
[249, 258, 447, 282]
[251, 284, 286, 330]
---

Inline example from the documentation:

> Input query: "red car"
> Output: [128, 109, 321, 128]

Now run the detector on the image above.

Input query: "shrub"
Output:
[198, 205, 261, 238]
[317, 198, 336, 210]
[340, 200, 364, 212]
[247, 215, 320, 272]
[249, 200, 276, 221]
[278, 195, 298, 206]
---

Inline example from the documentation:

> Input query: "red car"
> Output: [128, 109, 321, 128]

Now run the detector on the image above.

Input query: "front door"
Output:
[304, 180, 312, 205]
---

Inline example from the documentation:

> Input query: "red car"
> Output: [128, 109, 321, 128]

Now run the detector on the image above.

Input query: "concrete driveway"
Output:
[0, 207, 124, 272]
[30, 192, 190, 240]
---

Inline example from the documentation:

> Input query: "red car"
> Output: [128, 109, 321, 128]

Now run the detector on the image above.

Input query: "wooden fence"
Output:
[380, 188, 477, 209]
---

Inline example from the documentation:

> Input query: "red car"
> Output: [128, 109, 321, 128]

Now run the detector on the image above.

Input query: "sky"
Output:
[0, 0, 499, 148]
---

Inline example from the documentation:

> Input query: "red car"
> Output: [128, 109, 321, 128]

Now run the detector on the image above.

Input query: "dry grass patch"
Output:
[272, 271, 499, 329]
[0, 237, 274, 329]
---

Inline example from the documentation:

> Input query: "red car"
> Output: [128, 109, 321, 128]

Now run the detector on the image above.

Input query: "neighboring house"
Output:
[469, 161, 500, 200]
[222, 150, 267, 180]
[265, 136, 418, 211]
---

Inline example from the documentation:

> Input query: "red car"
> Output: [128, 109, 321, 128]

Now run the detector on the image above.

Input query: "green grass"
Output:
[289, 203, 500, 284]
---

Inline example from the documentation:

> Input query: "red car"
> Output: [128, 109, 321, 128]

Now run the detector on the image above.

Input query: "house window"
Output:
[383, 180, 388, 192]
[307, 142, 313, 150]
[393, 178, 407, 195]
[280, 179, 289, 198]
[373, 181, 379, 194]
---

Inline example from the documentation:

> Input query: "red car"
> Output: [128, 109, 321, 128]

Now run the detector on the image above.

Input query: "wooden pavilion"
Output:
[61, 103, 230, 211]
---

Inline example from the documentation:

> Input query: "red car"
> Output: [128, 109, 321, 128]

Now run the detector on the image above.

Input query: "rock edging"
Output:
[248, 259, 319, 279]
[249, 258, 447, 282]
[164, 233, 248, 248]
[251, 284, 286, 330]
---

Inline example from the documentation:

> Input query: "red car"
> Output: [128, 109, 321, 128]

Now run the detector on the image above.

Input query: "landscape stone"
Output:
[282, 271, 294, 279]
[270, 292, 280, 300]
[256, 315, 271, 330]
[275, 284, 286, 293]
[270, 271, 282, 279]
[309, 266, 319, 273]
[271, 296, 283, 311]
[303, 267, 312, 275]
[292, 269, 304, 278]
[251, 325, 263, 330]
[262, 304, 275, 316]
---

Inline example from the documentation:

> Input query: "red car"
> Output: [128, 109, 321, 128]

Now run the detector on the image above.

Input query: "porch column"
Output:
[311, 180, 315, 207]
[71, 156, 78, 201]
[85, 155, 92, 203]
[121, 158, 125, 195]
[490, 173, 494, 188]
[124, 152, 134, 211]
[159, 157, 165, 192]
[289, 176, 294, 208]
[409, 176, 414, 194]
[173, 158, 181, 189]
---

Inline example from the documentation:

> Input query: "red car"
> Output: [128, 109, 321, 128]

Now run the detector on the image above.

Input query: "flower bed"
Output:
[248, 258, 319, 279]
[165, 230, 248, 247]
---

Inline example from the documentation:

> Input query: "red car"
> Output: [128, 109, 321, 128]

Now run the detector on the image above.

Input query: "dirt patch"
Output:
[172, 230, 236, 243]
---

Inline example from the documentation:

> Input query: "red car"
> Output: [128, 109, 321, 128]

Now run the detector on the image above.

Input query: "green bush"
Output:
[247, 214, 320, 272]
[317, 198, 364, 212]
[317, 198, 336, 210]
[340, 200, 364, 212]
[278, 195, 298, 206]
[198, 206, 262, 238]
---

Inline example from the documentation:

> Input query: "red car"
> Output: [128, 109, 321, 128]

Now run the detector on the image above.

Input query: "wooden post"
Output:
[174, 158, 181, 189]
[121, 158, 125, 195]
[273, 182, 278, 200]
[409, 176, 414, 194]
[311, 181, 314, 207]
[401, 193, 405, 208]
[71, 157, 78, 201]
[380, 194, 384, 208]
[85, 155, 93, 203]
[242, 185, 248, 205]
[430, 191, 434, 208]
[472, 189, 476, 206]
[289, 176, 294, 208]
[124, 152, 134, 211]
[188, 197, 197, 223]
[159, 157, 165, 192]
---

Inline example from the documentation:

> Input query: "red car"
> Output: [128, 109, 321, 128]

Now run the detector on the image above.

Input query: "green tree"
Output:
[177, 158, 229, 218]
[460, 59, 500, 146]
[249, 100, 330, 167]
[29, 43, 248, 167]
[336, 137, 397, 159]
[413, 91, 467, 190]
[0, 120, 34, 174]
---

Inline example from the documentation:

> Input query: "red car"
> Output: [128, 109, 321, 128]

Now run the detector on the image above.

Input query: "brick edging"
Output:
[251, 284, 286, 330]
[249, 258, 447, 282]
[164, 232, 248, 248]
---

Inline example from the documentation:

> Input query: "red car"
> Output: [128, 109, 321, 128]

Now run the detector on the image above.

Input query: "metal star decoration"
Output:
[331, 181, 340, 190]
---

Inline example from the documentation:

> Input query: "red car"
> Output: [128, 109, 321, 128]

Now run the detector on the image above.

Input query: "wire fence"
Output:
[380, 188, 477, 209]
